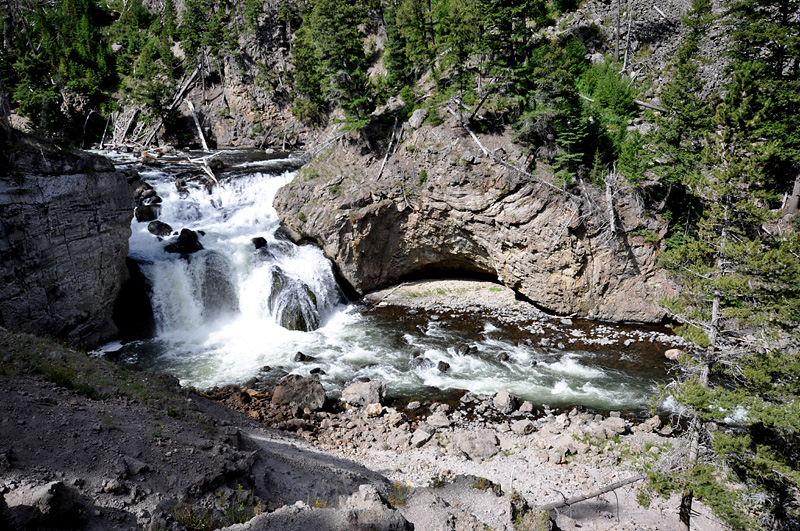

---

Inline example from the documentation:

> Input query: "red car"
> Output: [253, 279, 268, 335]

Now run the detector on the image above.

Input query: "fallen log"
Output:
[539, 474, 646, 511]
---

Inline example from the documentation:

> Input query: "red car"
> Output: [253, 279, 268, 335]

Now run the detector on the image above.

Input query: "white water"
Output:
[101, 155, 669, 411]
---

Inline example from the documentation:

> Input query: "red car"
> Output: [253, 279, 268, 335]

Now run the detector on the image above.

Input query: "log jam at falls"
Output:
[100, 151, 678, 413]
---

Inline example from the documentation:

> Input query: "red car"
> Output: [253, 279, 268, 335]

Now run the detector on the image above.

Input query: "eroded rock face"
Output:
[0, 133, 134, 347]
[274, 117, 673, 323]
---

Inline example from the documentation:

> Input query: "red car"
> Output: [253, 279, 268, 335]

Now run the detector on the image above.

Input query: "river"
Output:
[98, 150, 677, 414]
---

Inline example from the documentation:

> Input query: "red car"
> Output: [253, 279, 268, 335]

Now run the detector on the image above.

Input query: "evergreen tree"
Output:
[655, 62, 800, 531]
[437, 0, 479, 95]
[394, 0, 434, 75]
[291, 0, 371, 122]
[725, 0, 800, 211]
[383, 0, 410, 88]
[647, 0, 713, 188]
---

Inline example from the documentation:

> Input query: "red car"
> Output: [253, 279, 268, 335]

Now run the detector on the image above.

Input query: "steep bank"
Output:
[0, 96, 133, 346]
[275, 114, 673, 323]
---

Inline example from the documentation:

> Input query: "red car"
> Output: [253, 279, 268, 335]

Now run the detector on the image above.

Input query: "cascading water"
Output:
[101, 151, 674, 412]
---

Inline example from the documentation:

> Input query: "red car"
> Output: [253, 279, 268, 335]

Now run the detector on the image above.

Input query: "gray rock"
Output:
[407, 108, 428, 129]
[147, 220, 173, 237]
[426, 411, 451, 428]
[410, 429, 433, 448]
[511, 419, 535, 435]
[518, 401, 534, 414]
[406, 401, 421, 411]
[387, 412, 406, 428]
[601, 416, 628, 436]
[0, 144, 133, 347]
[365, 403, 385, 417]
[493, 390, 519, 414]
[664, 348, 684, 361]
[273, 133, 672, 323]
[4, 481, 78, 524]
[452, 430, 499, 460]
[342, 381, 386, 407]
[271, 374, 326, 411]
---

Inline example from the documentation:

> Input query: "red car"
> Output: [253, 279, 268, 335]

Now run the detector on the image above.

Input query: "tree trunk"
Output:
[615, 0, 621, 61]
[679, 490, 693, 531]
[784, 172, 800, 216]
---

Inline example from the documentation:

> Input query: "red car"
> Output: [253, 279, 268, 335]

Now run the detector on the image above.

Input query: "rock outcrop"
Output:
[274, 114, 673, 323]
[0, 86, 134, 346]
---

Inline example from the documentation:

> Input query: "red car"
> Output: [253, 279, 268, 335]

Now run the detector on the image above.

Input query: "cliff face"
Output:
[275, 115, 673, 323]
[0, 100, 134, 345]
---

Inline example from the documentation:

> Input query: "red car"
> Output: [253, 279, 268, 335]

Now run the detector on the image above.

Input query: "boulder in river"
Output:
[164, 228, 203, 254]
[267, 266, 319, 331]
[147, 220, 173, 238]
[134, 205, 160, 223]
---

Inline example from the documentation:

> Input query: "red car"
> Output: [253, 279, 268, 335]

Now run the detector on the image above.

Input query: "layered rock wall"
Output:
[275, 116, 673, 322]
[0, 106, 134, 345]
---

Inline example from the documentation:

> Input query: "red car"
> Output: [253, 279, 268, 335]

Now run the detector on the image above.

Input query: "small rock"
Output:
[427, 411, 451, 428]
[102, 479, 128, 495]
[452, 430, 499, 460]
[601, 416, 628, 436]
[410, 429, 433, 448]
[511, 420, 535, 435]
[388, 412, 406, 428]
[407, 108, 428, 129]
[294, 352, 316, 362]
[147, 220, 173, 238]
[518, 401, 534, 414]
[664, 348, 684, 361]
[164, 228, 203, 254]
[365, 403, 385, 418]
[252, 237, 267, 249]
[271, 374, 326, 411]
[406, 401, 421, 411]
[437, 361, 451, 373]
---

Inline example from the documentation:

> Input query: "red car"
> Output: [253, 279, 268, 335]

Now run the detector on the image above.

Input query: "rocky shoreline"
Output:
[1, 309, 724, 531]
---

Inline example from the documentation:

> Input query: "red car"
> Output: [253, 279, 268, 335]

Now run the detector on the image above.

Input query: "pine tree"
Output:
[291, 0, 371, 122]
[656, 62, 800, 531]
[383, 0, 410, 88]
[725, 0, 800, 213]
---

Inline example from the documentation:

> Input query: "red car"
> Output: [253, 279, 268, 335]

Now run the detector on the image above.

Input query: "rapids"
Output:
[100, 151, 675, 413]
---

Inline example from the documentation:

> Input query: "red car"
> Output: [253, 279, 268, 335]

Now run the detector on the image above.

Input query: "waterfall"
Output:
[128, 161, 344, 338]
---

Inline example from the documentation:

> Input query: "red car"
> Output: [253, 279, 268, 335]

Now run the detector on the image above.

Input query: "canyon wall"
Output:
[0, 84, 134, 346]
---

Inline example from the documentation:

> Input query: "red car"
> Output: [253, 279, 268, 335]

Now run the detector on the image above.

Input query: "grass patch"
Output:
[388, 481, 411, 507]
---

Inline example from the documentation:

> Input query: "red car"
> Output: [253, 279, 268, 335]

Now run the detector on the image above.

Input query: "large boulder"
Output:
[267, 266, 320, 331]
[164, 228, 204, 254]
[271, 374, 326, 411]
[341, 381, 387, 407]
[0, 131, 133, 347]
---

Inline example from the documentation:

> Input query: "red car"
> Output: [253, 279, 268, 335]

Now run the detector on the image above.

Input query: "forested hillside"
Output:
[2, 0, 800, 529]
